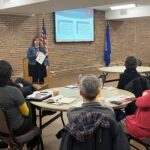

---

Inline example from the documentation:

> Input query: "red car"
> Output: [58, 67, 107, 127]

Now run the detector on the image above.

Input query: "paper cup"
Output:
[53, 88, 59, 96]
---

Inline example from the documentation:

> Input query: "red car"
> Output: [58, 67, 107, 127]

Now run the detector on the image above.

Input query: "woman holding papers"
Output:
[27, 37, 48, 84]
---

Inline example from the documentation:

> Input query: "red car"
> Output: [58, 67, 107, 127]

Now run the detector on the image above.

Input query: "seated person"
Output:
[116, 56, 141, 120]
[0, 60, 35, 148]
[117, 56, 140, 89]
[8, 77, 41, 126]
[67, 74, 115, 122]
[9, 77, 41, 98]
[58, 75, 130, 150]
[121, 90, 150, 140]
[58, 111, 130, 150]
[9, 77, 51, 125]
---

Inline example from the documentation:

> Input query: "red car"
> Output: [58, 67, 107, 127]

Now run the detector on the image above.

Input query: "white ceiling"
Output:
[0, 0, 150, 15]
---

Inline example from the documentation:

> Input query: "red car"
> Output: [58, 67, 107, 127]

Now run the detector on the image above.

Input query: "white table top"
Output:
[99, 66, 150, 73]
[31, 87, 135, 111]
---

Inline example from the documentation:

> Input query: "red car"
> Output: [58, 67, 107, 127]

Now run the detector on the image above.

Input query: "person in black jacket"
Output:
[57, 112, 130, 150]
[117, 56, 149, 116]
[9, 77, 41, 98]
[117, 56, 140, 89]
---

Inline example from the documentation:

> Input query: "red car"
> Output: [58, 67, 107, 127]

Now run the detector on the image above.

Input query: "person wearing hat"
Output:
[117, 56, 140, 89]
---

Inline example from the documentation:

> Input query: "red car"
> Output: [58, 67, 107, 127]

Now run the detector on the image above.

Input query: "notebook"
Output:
[26, 91, 52, 101]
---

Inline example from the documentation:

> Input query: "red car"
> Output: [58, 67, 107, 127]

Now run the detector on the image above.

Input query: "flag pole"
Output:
[40, 12, 50, 67]
[42, 12, 45, 28]
[104, 21, 111, 66]
[42, 12, 48, 53]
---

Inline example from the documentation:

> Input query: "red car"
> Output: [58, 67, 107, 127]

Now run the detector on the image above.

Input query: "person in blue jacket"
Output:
[27, 37, 48, 84]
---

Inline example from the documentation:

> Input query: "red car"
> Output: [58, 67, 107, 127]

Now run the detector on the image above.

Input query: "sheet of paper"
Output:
[43, 95, 63, 103]
[44, 95, 76, 104]
[106, 95, 131, 102]
[57, 97, 76, 104]
[65, 84, 78, 89]
[36, 52, 46, 64]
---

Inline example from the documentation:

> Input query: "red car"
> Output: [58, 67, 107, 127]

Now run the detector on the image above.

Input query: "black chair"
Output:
[0, 106, 44, 150]
[99, 74, 106, 86]
[124, 76, 149, 98]
[124, 76, 149, 116]
[128, 135, 150, 150]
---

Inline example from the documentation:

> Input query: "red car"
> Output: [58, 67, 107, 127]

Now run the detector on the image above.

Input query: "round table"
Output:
[98, 66, 150, 83]
[31, 87, 135, 111]
[99, 66, 150, 73]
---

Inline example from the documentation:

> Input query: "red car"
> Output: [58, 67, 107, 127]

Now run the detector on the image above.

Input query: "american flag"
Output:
[40, 18, 48, 52]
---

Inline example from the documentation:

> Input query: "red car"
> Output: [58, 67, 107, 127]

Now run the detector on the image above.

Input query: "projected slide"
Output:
[55, 8, 94, 42]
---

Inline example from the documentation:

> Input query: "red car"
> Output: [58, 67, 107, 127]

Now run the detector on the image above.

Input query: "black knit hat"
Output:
[125, 56, 137, 69]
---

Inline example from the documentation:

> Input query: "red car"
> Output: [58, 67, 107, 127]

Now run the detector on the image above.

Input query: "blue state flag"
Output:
[104, 23, 111, 66]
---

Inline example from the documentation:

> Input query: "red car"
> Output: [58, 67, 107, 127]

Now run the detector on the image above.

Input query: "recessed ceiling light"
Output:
[110, 4, 136, 10]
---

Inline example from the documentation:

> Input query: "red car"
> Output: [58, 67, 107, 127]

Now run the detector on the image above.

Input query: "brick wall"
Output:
[0, 12, 150, 76]
[0, 14, 38, 75]
[110, 18, 150, 65]
[37, 11, 105, 73]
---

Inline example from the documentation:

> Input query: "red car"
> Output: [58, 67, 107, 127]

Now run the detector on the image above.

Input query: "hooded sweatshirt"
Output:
[57, 111, 130, 150]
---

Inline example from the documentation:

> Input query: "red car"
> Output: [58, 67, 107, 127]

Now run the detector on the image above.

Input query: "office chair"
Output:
[128, 135, 150, 150]
[0, 106, 44, 150]
[99, 74, 106, 86]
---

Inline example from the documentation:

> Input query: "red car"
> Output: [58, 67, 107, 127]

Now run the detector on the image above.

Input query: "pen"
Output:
[40, 92, 48, 93]
[55, 98, 62, 102]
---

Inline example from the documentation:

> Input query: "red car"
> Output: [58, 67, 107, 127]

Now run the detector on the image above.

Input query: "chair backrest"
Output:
[0, 107, 44, 150]
[0, 107, 10, 136]
[125, 76, 149, 97]
[129, 135, 150, 150]
[143, 138, 150, 146]
[99, 74, 106, 87]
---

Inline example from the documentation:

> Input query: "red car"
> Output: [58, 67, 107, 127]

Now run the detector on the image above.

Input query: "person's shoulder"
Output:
[119, 72, 125, 78]
[28, 46, 34, 50]
[68, 106, 81, 114]
[99, 104, 114, 113]
[7, 85, 20, 92]
[97, 105, 115, 118]
[5, 85, 22, 96]
[67, 107, 82, 122]
[119, 72, 128, 81]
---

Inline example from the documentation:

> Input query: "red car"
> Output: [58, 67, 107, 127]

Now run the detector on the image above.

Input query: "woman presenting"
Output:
[27, 37, 48, 84]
